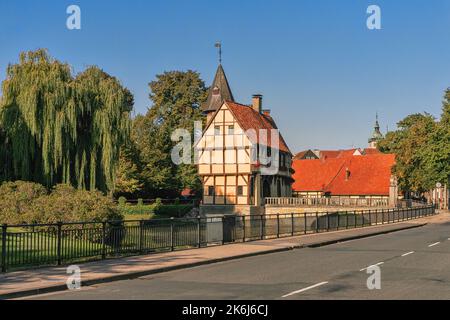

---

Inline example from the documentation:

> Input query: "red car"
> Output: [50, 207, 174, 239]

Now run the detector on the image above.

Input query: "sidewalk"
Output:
[0, 213, 443, 299]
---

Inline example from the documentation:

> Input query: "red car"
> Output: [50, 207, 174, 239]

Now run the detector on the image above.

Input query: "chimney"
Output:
[345, 168, 351, 181]
[252, 94, 262, 113]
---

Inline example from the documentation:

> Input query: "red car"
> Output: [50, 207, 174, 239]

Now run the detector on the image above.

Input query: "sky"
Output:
[1, 0, 450, 153]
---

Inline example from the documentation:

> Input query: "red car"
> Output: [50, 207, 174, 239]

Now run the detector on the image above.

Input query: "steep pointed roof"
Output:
[202, 64, 234, 113]
[369, 114, 383, 143]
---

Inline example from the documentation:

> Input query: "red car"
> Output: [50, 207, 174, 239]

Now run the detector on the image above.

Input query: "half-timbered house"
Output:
[196, 65, 293, 216]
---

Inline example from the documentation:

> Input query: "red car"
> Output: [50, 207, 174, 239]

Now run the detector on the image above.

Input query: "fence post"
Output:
[346, 211, 349, 229]
[260, 215, 264, 240]
[57, 222, 62, 266]
[337, 213, 340, 230]
[277, 214, 280, 238]
[170, 217, 175, 251]
[243, 216, 246, 242]
[197, 216, 201, 248]
[315, 212, 319, 233]
[1, 224, 7, 273]
[304, 213, 307, 234]
[139, 220, 144, 254]
[291, 213, 295, 236]
[102, 221, 107, 259]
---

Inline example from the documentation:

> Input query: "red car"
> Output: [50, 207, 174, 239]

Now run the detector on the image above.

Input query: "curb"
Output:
[2, 222, 427, 300]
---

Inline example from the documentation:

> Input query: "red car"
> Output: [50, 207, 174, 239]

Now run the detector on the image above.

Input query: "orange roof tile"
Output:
[292, 153, 395, 196]
[225, 101, 291, 154]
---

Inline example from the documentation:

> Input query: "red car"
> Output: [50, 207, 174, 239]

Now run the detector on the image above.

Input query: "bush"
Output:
[0, 181, 122, 224]
[0, 181, 47, 224]
[30, 184, 123, 224]
[118, 196, 127, 206]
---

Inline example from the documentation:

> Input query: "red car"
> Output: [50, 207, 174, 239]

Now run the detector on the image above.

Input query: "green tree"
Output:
[0, 49, 133, 193]
[132, 70, 207, 197]
[114, 143, 144, 197]
[378, 113, 437, 193]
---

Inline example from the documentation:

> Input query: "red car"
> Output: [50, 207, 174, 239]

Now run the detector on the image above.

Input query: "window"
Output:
[228, 125, 234, 135]
[237, 186, 243, 196]
[214, 126, 220, 135]
[208, 186, 215, 196]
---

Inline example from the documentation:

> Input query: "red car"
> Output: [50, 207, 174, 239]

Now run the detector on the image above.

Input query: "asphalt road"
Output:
[28, 220, 450, 300]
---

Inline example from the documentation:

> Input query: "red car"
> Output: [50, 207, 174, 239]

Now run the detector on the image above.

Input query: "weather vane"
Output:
[215, 42, 222, 64]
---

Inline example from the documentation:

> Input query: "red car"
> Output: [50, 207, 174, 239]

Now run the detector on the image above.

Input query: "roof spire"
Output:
[368, 113, 383, 147]
[201, 52, 234, 113]
[215, 42, 222, 65]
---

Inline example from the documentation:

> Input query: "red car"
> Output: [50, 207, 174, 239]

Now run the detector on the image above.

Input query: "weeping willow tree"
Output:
[0, 49, 133, 193]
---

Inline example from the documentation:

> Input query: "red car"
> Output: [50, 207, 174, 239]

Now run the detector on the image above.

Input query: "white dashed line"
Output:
[401, 251, 414, 257]
[282, 281, 329, 298]
[428, 242, 440, 247]
[359, 262, 384, 272]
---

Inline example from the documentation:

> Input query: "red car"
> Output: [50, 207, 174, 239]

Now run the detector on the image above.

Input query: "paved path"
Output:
[1, 212, 442, 299]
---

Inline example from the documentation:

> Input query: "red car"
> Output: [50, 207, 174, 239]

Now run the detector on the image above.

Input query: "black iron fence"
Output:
[0, 204, 436, 272]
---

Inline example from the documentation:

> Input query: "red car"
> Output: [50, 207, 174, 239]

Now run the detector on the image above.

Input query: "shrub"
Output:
[0, 181, 47, 224]
[30, 184, 123, 224]
[0, 181, 122, 224]
[118, 196, 127, 206]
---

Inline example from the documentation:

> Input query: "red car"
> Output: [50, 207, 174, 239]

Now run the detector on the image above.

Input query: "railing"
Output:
[265, 197, 391, 207]
[0, 204, 436, 272]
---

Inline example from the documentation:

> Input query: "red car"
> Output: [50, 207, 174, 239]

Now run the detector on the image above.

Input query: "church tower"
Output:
[368, 114, 383, 148]
[201, 64, 234, 122]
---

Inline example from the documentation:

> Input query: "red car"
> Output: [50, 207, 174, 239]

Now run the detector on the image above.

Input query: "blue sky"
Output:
[1, 0, 450, 152]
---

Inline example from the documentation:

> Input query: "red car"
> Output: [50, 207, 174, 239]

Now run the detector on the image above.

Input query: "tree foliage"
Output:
[0, 49, 133, 193]
[0, 181, 121, 224]
[129, 70, 207, 198]
[379, 89, 450, 193]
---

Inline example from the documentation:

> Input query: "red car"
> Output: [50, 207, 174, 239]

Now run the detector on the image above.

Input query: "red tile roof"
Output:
[363, 148, 381, 155]
[292, 158, 347, 192]
[225, 101, 291, 154]
[292, 153, 395, 196]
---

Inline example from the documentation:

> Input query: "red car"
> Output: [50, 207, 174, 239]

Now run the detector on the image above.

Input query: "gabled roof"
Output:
[292, 158, 346, 192]
[202, 64, 234, 113]
[292, 153, 396, 196]
[225, 101, 291, 154]
[293, 150, 319, 160]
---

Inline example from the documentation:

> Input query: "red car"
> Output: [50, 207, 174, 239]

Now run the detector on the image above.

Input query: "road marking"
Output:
[359, 262, 384, 272]
[282, 281, 329, 298]
[428, 242, 440, 247]
[401, 251, 414, 257]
